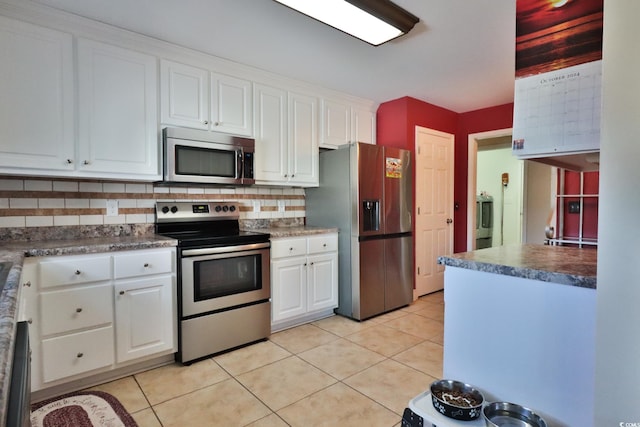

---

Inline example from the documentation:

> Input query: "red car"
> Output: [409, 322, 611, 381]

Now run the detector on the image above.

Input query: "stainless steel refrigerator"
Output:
[306, 142, 413, 320]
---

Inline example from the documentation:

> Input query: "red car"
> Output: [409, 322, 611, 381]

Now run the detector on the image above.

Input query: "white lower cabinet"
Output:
[22, 247, 176, 392]
[114, 276, 174, 363]
[271, 233, 338, 330]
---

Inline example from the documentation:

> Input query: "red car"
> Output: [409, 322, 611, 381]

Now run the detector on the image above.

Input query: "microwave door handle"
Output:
[236, 149, 243, 180]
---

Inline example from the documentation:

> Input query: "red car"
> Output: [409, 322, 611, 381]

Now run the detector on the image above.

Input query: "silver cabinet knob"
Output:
[446, 218, 453, 224]
[27, 318, 33, 324]
[77, 352, 84, 358]
[76, 308, 82, 313]
[203, 120, 209, 125]
[66, 159, 73, 164]
[82, 160, 90, 165]
[214, 121, 220, 126]
[23, 281, 31, 287]
[75, 270, 81, 275]
[119, 290, 125, 295]
[144, 263, 150, 268]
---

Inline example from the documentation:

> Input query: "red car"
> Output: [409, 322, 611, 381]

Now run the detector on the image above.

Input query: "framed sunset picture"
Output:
[516, 0, 603, 77]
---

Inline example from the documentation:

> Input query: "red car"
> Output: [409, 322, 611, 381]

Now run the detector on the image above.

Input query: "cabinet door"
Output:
[0, 16, 74, 171]
[114, 276, 175, 363]
[307, 253, 338, 313]
[320, 99, 351, 148]
[77, 39, 159, 179]
[211, 72, 253, 136]
[254, 84, 288, 183]
[271, 257, 307, 322]
[161, 60, 209, 129]
[352, 107, 376, 145]
[288, 92, 319, 186]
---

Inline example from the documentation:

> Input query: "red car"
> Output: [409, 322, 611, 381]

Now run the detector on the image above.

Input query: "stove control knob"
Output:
[222, 205, 229, 212]
[161, 206, 170, 214]
[170, 206, 178, 214]
[229, 205, 236, 212]
[215, 205, 222, 212]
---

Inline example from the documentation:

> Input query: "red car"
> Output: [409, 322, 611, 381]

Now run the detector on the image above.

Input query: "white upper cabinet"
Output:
[210, 72, 253, 136]
[254, 84, 288, 182]
[0, 16, 74, 171]
[254, 83, 318, 186]
[352, 106, 376, 145]
[77, 39, 159, 179]
[161, 60, 209, 130]
[0, 15, 160, 180]
[288, 92, 318, 185]
[320, 98, 376, 148]
[321, 99, 351, 148]
[160, 60, 253, 137]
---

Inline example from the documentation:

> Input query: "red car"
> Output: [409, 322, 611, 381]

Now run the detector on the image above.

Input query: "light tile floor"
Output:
[88, 291, 444, 427]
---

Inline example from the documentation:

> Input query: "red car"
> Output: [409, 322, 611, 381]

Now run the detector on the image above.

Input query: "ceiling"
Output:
[32, 0, 517, 113]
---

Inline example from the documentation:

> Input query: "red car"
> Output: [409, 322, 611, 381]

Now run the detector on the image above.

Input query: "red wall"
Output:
[456, 104, 514, 251]
[377, 97, 513, 253]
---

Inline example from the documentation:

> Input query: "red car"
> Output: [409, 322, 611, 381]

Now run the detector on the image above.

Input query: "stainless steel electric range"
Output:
[155, 201, 271, 364]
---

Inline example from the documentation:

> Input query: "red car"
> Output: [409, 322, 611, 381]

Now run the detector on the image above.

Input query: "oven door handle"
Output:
[181, 242, 270, 257]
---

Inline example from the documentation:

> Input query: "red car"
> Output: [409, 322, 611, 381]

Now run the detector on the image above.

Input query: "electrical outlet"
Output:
[106, 199, 119, 216]
[568, 201, 580, 214]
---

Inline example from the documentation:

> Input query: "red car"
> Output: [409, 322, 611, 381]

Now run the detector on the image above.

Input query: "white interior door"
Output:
[414, 126, 454, 297]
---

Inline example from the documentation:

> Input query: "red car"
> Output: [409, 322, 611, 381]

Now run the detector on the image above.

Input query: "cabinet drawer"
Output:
[39, 255, 111, 288]
[271, 238, 307, 259]
[41, 326, 114, 383]
[40, 284, 113, 336]
[307, 234, 338, 254]
[113, 249, 174, 279]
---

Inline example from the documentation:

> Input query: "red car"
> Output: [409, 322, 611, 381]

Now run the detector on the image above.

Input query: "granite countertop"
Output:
[0, 234, 177, 425]
[247, 225, 339, 238]
[437, 244, 597, 289]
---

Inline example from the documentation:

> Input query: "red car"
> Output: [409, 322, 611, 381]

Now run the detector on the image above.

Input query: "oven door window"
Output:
[176, 145, 237, 178]
[193, 254, 261, 300]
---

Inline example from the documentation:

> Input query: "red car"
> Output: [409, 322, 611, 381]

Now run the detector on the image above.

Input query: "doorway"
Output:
[467, 128, 556, 250]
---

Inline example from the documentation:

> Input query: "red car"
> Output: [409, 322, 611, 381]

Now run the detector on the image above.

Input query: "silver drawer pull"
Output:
[23, 281, 31, 287]
[119, 291, 125, 295]
[144, 263, 150, 268]
[323, 243, 327, 247]
[75, 270, 81, 275]
[76, 308, 82, 313]
[77, 352, 84, 358]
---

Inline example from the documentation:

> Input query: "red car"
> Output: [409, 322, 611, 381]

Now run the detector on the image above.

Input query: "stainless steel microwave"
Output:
[163, 127, 255, 185]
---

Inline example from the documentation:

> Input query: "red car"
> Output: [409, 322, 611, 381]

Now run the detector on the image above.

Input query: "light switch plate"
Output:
[106, 199, 119, 216]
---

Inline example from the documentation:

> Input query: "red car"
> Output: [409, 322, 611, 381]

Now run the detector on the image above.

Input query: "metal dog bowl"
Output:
[430, 379, 484, 420]
[483, 402, 547, 427]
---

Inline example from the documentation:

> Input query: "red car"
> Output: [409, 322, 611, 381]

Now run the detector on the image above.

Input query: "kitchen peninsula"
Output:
[438, 244, 597, 427]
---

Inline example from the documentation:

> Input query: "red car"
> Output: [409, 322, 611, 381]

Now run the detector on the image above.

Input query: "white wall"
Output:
[476, 145, 523, 246]
[524, 161, 555, 244]
[594, 1, 640, 425]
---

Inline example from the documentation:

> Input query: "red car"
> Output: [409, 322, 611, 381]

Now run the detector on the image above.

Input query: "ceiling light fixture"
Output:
[274, 0, 419, 46]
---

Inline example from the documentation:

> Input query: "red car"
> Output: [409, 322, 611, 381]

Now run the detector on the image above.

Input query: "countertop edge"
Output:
[246, 226, 339, 238]
[438, 256, 597, 289]
[437, 244, 597, 290]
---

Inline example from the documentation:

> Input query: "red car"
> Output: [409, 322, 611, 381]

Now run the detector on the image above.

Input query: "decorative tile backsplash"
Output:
[0, 176, 305, 231]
